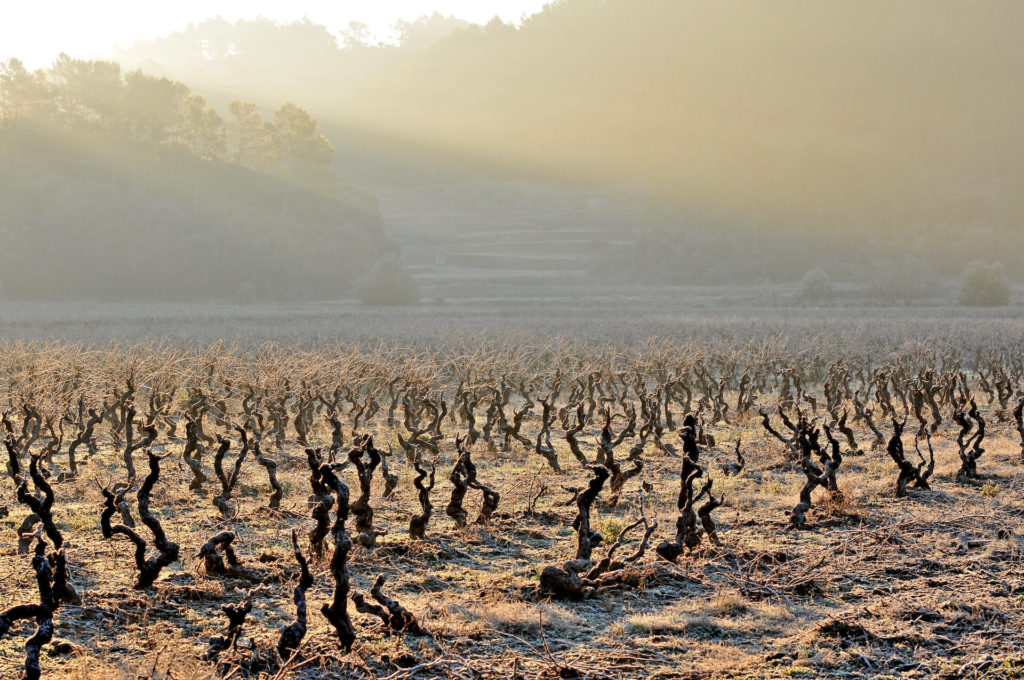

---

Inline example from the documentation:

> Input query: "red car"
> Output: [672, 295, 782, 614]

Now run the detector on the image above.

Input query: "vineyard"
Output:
[0, 329, 1022, 679]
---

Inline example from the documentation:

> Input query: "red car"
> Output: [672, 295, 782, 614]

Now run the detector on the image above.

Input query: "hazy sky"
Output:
[2, 0, 552, 69]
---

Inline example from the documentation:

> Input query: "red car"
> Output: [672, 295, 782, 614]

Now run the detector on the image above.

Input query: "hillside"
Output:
[0, 57, 391, 301]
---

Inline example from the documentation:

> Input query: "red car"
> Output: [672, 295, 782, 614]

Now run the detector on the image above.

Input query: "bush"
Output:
[797, 267, 834, 303]
[958, 260, 1011, 306]
[356, 255, 420, 306]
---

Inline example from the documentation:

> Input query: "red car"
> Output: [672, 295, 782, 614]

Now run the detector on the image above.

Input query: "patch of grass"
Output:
[864, 457, 890, 481]
[705, 592, 750, 616]
[428, 600, 583, 637]
[761, 476, 789, 496]
[981, 483, 1001, 497]
[599, 518, 626, 543]
[624, 609, 724, 638]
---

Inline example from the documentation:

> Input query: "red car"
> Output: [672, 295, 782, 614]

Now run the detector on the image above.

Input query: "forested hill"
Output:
[0, 56, 390, 301]
[337, 0, 1024, 281]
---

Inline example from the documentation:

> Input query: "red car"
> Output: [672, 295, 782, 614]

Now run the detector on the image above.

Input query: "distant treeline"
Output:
[0, 56, 390, 301]
[1, 54, 336, 176]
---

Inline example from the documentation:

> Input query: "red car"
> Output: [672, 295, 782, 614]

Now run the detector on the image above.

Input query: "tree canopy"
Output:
[0, 56, 387, 301]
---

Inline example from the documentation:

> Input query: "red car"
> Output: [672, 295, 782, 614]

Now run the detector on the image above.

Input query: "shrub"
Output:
[356, 255, 420, 306]
[797, 267, 834, 303]
[958, 260, 1011, 306]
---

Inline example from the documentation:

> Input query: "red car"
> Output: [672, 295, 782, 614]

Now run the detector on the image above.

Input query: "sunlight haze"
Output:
[0, 2, 1022, 678]
[2, 0, 551, 68]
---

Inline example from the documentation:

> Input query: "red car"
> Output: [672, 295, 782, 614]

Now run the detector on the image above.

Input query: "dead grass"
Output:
[1, 404, 1023, 679]
[622, 609, 724, 637]
[423, 599, 583, 637]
